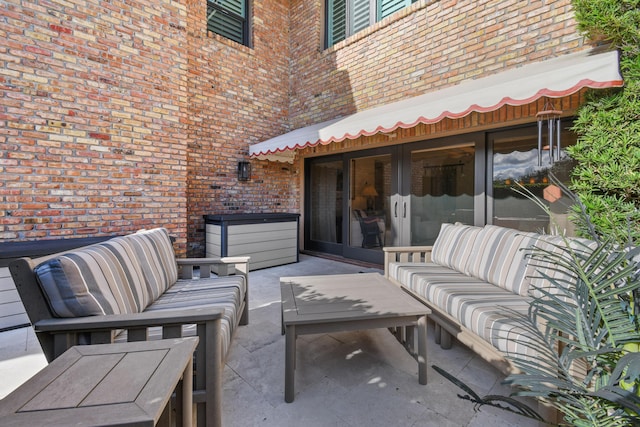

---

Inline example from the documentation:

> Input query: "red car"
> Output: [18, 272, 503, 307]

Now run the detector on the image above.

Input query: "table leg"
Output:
[405, 325, 415, 353]
[183, 356, 193, 427]
[417, 315, 427, 385]
[285, 324, 296, 403]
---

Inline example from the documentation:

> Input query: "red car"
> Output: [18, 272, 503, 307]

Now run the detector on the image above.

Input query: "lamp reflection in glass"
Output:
[362, 183, 378, 211]
[237, 161, 251, 182]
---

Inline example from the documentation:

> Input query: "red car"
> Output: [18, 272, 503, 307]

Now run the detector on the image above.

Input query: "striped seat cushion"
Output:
[431, 223, 482, 274]
[119, 276, 246, 357]
[34, 244, 146, 317]
[466, 225, 540, 296]
[405, 274, 536, 359]
[388, 262, 466, 290]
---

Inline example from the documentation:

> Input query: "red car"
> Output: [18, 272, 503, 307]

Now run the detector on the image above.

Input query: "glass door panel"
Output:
[409, 145, 475, 245]
[490, 124, 577, 234]
[308, 159, 343, 249]
[348, 154, 392, 250]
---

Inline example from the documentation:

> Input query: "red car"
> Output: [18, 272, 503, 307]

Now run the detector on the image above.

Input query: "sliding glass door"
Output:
[343, 150, 395, 263]
[305, 147, 398, 264]
[305, 134, 481, 263]
[305, 123, 579, 264]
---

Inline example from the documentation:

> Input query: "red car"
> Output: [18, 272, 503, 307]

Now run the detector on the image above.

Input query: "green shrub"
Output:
[568, 0, 640, 244]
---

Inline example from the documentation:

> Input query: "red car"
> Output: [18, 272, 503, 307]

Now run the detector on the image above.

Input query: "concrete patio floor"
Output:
[0, 254, 539, 426]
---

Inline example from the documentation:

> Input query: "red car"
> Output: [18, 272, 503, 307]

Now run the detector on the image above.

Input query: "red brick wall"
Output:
[0, 0, 591, 256]
[1, 0, 191, 252]
[0, 0, 295, 256]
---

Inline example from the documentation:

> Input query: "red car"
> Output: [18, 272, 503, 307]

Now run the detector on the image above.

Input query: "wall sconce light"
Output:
[237, 161, 251, 181]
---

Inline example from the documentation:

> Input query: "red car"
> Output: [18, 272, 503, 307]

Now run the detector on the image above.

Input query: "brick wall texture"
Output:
[1, 0, 590, 255]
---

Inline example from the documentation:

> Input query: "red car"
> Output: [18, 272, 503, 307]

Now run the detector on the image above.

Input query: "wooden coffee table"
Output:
[280, 272, 431, 403]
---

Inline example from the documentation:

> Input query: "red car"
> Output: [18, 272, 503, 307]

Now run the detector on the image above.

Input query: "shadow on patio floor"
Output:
[0, 254, 539, 426]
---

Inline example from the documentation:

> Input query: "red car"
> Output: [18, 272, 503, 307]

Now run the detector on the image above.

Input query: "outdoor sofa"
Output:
[384, 222, 587, 375]
[8, 227, 249, 427]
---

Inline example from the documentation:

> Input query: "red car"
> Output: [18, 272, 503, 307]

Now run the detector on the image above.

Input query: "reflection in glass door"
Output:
[407, 145, 475, 245]
[489, 124, 577, 234]
[348, 154, 392, 251]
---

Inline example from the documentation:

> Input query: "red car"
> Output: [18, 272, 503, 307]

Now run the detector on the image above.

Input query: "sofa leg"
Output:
[195, 319, 222, 427]
[434, 323, 441, 345]
[440, 329, 452, 350]
[240, 303, 249, 326]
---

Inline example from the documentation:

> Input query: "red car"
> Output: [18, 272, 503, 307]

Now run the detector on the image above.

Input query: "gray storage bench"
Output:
[205, 213, 299, 271]
[9, 227, 249, 427]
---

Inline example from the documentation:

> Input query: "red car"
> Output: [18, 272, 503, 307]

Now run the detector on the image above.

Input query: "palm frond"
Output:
[526, 234, 640, 350]
[556, 395, 637, 427]
[590, 386, 640, 416]
[501, 177, 640, 425]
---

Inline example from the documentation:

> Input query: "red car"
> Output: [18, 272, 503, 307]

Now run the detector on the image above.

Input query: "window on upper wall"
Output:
[207, 0, 249, 46]
[326, 0, 418, 47]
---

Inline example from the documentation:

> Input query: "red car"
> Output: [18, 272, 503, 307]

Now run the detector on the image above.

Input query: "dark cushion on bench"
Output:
[34, 244, 147, 317]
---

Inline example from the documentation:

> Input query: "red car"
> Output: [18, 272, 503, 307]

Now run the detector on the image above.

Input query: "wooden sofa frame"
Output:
[10, 252, 249, 427]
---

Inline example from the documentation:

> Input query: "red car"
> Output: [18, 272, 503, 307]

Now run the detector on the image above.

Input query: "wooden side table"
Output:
[0, 337, 199, 427]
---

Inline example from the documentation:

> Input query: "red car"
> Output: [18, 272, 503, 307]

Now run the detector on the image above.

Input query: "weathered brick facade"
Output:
[1, 0, 294, 255]
[1, 0, 594, 255]
[1, 0, 192, 249]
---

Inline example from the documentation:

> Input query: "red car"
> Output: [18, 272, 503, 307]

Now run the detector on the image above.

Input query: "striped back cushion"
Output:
[124, 228, 178, 300]
[100, 235, 157, 310]
[431, 223, 482, 274]
[34, 244, 145, 317]
[466, 225, 540, 295]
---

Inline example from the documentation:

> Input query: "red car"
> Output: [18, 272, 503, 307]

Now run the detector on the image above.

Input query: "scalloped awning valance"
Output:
[250, 49, 623, 163]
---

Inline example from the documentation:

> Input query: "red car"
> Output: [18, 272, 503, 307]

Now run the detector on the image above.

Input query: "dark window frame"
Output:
[325, 0, 417, 48]
[207, 0, 250, 47]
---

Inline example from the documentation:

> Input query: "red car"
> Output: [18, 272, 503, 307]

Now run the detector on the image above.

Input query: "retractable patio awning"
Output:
[249, 49, 623, 163]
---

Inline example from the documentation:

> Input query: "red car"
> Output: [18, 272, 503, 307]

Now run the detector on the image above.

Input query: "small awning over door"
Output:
[250, 49, 623, 163]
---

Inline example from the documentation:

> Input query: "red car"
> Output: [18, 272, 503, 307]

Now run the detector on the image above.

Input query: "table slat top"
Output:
[281, 273, 430, 325]
[0, 338, 199, 426]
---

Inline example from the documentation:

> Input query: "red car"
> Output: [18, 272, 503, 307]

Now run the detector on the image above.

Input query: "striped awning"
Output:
[249, 49, 623, 163]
